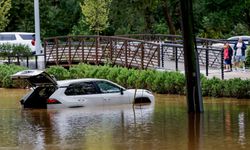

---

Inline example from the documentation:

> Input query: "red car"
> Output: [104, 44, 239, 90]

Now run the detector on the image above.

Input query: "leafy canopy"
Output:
[80, 0, 111, 35]
[0, 0, 11, 31]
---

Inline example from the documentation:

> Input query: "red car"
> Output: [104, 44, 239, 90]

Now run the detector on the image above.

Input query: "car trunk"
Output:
[12, 70, 58, 109]
[22, 86, 56, 108]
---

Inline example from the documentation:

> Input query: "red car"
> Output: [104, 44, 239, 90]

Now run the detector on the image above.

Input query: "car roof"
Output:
[57, 78, 114, 86]
[0, 32, 34, 35]
[227, 35, 250, 40]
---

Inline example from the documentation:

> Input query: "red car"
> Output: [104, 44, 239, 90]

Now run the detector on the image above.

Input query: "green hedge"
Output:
[46, 64, 250, 98]
[0, 64, 27, 88]
[0, 43, 32, 58]
[1, 63, 250, 98]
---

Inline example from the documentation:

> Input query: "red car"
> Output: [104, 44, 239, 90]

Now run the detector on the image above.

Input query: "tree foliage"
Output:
[0, 0, 11, 31]
[80, 0, 111, 35]
[2, 0, 250, 39]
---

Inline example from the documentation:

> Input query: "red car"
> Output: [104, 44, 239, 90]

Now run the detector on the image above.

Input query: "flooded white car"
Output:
[11, 70, 155, 109]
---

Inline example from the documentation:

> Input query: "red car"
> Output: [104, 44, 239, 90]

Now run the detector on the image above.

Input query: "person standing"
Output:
[233, 37, 247, 71]
[223, 42, 233, 72]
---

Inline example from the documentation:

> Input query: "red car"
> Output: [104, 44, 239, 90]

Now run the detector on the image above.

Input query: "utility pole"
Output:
[179, 0, 203, 113]
[34, 0, 42, 55]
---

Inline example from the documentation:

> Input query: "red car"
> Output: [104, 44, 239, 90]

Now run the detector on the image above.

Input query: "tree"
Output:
[80, 0, 111, 35]
[109, 0, 145, 35]
[0, 0, 11, 31]
[161, 0, 176, 35]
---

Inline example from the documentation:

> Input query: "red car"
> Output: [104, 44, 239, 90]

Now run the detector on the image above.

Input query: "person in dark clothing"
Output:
[233, 37, 247, 71]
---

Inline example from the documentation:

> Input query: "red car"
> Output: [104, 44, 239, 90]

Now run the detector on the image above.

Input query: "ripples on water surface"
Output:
[0, 88, 250, 150]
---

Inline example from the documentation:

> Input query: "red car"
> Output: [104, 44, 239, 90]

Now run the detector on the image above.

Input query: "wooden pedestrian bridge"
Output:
[44, 34, 225, 74]
[3, 34, 249, 80]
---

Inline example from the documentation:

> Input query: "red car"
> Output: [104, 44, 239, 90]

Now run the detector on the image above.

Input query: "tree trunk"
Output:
[244, 9, 250, 34]
[161, 0, 176, 35]
[144, 6, 153, 33]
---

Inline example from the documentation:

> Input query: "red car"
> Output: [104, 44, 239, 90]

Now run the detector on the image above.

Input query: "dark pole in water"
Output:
[179, 0, 203, 113]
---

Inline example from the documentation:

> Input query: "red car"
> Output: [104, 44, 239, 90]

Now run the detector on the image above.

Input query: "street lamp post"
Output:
[34, 0, 41, 55]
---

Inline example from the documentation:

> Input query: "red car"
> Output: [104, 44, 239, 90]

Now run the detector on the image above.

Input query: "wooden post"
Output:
[82, 38, 85, 62]
[35, 55, 38, 69]
[68, 37, 72, 66]
[180, 0, 203, 113]
[221, 49, 224, 80]
[95, 36, 99, 64]
[205, 49, 209, 76]
[158, 44, 161, 68]
[125, 40, 128, 67]
[26, 56, 29, 68]
[110, 38, 113, 62]
[174, 47, 178, 71]
[56, 38, 59, 65]
[44, 40, 47, 68]
[141, 43, 144, 69]
[17, 56, 20, 65]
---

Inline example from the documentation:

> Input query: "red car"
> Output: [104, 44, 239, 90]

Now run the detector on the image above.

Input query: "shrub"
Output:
[46, 66, 69, 80]
[0, 64, 27, 88]
[1, 63, 250, 99]
[0, 43, 32, 58]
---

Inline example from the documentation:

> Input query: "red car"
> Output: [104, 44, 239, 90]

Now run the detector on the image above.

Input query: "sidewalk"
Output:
[161, 59, 250, 80]
[201, 69, 250, 80]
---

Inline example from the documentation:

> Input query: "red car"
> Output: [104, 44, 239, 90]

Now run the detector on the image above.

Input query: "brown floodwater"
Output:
[0, 88, 250, 150]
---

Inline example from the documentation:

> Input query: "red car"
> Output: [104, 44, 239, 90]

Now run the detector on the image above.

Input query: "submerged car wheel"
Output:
[134, 97, 151, 104]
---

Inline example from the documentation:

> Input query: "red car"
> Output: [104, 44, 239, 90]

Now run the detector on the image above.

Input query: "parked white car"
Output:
[211, 35, 250, 49]
[0, 32, 42, 54]
[11, 70, 155, 109]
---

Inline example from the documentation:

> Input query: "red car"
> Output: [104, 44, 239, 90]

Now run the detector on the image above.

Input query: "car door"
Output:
[95, 80, 131, 105]
[63, 81, 104, 107]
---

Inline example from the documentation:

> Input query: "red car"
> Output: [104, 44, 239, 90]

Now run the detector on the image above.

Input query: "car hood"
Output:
[11, 70, 57, 87]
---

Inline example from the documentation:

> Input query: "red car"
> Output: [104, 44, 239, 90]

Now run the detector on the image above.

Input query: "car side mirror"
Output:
[120, 88, 124, 95]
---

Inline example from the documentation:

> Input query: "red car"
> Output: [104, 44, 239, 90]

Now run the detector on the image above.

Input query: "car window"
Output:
[242, 37, 250, 41]
[65, 82, 98, 95]
[0, 34, 16, 41]
[96, 81, 121, 93]
[20, 34, 33, 40]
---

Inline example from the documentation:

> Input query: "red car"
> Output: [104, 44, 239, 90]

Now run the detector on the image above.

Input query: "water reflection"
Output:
[238, 112, 246, 147]
[18, 104, 154, 150]
[188, 114, 204, 150]
[1, 89, 250, 150]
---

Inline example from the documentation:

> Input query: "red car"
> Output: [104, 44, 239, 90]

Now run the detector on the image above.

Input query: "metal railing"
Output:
[44, 34, 227, 79]
[1, 55, 42, 69]
[44, 35, 161, 69]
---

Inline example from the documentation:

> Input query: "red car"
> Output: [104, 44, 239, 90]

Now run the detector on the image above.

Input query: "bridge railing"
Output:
[44, 35, 228, 79]
[161, 43, 225, 79]
[44, 35, 161, 69]
[117, 34, 227, 79]
[116, 34, 234, 49]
